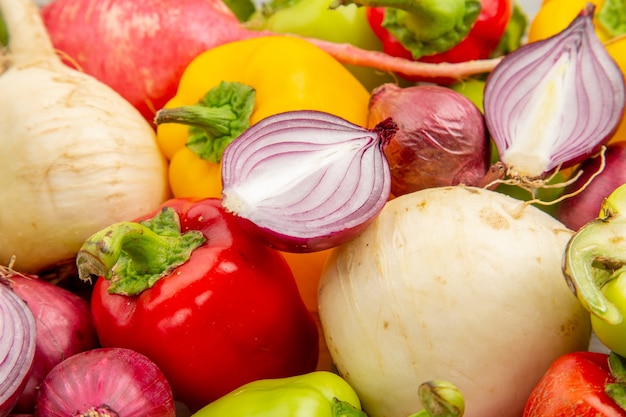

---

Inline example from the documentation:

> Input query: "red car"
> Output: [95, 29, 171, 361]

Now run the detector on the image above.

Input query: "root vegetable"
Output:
[0, 0, 170, 274]
[40, 0, 501, 122]
[318, 186, 592, 417]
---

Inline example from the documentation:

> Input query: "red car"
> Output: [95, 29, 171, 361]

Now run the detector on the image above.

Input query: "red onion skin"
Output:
[555, 141, 626, 231]
[8, 275, 99, 414]
[368, 83, 490, 197]
[34, 348, 176, 417]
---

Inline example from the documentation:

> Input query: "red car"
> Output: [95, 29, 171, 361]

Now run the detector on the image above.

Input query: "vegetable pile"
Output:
[1, 0, 626, 416]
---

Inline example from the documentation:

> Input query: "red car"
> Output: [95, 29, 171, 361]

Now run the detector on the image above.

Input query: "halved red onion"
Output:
[221, 110, 397, 252]
[0, 276, 36, 417]
[34, 347, 176, 417]
[483, 4, 625, 180]
[6, 271, 99, 414]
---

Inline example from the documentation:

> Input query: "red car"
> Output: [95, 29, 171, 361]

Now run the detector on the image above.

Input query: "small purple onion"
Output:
[221, 110, 397, 252]
[7, 272, 99, 414]
[368, 83, 491, 196]
[0, 277, 36, 417]
[34, 347, 176, 417]
[484, 4, 626, 180]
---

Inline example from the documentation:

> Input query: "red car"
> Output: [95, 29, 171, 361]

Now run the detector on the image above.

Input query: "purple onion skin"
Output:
[556, 141, 626, 231]
[368, 83, 490, 197]
[8, 274, 99, 414]
[34, 348, 176, 417]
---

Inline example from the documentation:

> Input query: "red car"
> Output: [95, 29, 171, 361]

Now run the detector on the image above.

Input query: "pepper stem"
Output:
[408, 380, 465, 417]
[155, 105, 237, 136]
[563, 186, 626, 325]
[76, 207, 206, 296]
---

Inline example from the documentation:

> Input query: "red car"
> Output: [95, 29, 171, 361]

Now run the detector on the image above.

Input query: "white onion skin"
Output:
[318, 186, 591, 417]
[0, 64, 170, 273]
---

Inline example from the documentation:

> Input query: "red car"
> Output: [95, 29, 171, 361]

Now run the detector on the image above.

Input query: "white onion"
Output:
[318, 186, 591, 417]
[0, 0, 170, 273]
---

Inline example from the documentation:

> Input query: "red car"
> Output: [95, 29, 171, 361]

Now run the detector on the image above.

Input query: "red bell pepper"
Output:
[366, 0, 513, 82]
[523, 351, 626, 417]
[76, 198, 319, 411]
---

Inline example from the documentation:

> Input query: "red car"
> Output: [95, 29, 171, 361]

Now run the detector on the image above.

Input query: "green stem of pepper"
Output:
[76, 207, 206, 296]
[331, 0, 479, 59]
[154, 81, 255, 164]
[406, 380, 465, 417]
[155, 105, 236, 137]
[333, 0, 465, 31]
[563, 184, 626, 325]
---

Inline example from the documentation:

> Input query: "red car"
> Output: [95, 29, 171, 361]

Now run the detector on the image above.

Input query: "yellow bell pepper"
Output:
[527, 0, 622, 44]
[155, 35, 371, 199]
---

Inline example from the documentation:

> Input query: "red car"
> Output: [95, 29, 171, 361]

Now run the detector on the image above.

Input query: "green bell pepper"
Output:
[190, 371, 367, 417]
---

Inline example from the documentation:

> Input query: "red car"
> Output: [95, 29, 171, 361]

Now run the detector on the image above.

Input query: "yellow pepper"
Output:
[155, 35, 371, 199]
[527, 0, 620, 43]
[606, 36, 626, 143]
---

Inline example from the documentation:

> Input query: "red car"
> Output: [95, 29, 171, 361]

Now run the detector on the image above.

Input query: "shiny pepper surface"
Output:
[191, 371, 367, 417]
[77, 198, 319, 411]
[155, 35, 371, 200]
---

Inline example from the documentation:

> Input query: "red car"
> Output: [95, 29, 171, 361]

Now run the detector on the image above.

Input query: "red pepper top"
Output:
[367, 0, 513, 83]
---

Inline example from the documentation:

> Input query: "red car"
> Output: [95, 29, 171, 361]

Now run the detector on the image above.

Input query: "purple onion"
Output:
[0, 276, 36, 417]
[34, 347, 176, 417]
[484, 4, 625, 180]
[368, 83, 491, 197]
[7, 272, 99, 414]
[221, 110, 397, 252]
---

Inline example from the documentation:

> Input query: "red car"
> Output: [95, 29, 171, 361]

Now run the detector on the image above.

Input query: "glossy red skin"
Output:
[523, 351, 626, 417]
[367, 0, 513, 83]
[90, 198, 319, 411]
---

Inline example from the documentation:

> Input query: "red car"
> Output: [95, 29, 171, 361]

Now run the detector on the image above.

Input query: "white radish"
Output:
[0, 0, 170, 274]
[318, 185, 591, 417]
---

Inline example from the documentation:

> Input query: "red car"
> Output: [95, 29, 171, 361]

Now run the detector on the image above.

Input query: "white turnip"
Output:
[0, 0, 170, 274]
[318, 186, 591, 417]
[40, 0, 501, 122]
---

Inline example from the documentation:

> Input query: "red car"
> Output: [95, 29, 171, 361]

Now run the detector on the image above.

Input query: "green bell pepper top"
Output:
[191, 371, 367, 417]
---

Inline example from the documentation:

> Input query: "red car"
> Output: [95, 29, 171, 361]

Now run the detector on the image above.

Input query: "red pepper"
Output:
[366, 0, 513, 82]
[76, 198, 319, 411]
[523, 351, 626, 417]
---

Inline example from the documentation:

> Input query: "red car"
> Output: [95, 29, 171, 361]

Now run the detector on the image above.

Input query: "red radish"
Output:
[40, 0, 501, 124]
[555, 141, 626, 231]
